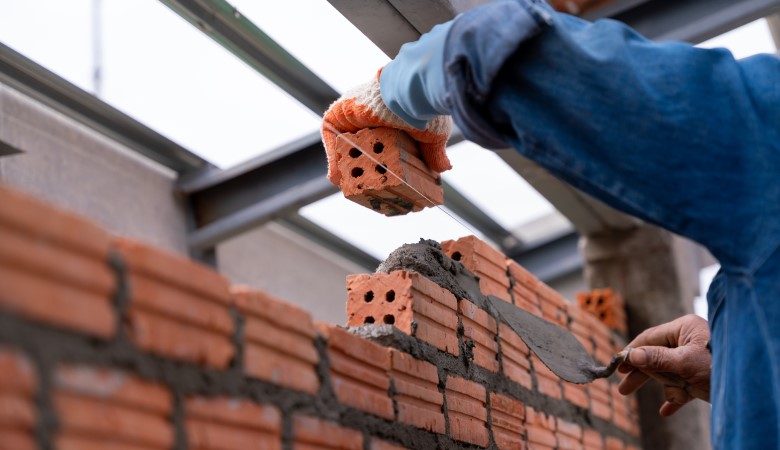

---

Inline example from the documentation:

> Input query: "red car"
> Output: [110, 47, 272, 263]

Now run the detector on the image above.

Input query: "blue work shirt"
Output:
[441, 1, 780, 448]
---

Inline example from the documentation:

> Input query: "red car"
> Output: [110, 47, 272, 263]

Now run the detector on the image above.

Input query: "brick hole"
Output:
[365, 316, 376, 324]
[375, 164, 387, 174]
[351, 167, 364, 178]
[585, 298, 592, 305]
[451, 252, 462, 261]
[596, 296, 604, 306]
[383, 314, 395, 325]
[599, 312, 607, 319]
[385, 290, 395, 302]
[364, 291, 374, 303]
[349, 148, 362, 158]
[373, 142, 384, 154]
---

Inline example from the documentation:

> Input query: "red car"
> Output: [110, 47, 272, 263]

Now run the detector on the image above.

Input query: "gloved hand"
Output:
[321, 20, 455, 186]
[618, 314, 712, 416]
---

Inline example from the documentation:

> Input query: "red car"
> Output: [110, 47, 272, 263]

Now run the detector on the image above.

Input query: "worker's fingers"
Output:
[659, 400, 685, 417]
[626, 346, 686, 374]
[627, 319, 683, 350]
[618, 369, 650, 395]
[663, 385, 691, 406]
[617, 362, 633, 374]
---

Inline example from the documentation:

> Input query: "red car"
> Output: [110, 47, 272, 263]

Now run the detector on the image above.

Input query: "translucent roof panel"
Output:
[443, 142, 556, 230]
[697, 19, 776, 58]
[228, 0, 390, 93]
[0, 0, 320, 168]
[300, 193, 487, 260]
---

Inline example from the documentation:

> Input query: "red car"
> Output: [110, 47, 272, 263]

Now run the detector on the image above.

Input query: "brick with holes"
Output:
[459, 299, 499, 372]
[577, 288, 628, 335]
[446, 375, 489, 447]
[53, 364, 173, 450]
[389, 349, 445, 434]
[346, 270, 459, 356]
[335, 127, 443, 216]
[0, 348, 37, 450]
[441, 236, 512, 302]
[233, 287, 319, 394]
[319, 324, 393, 420]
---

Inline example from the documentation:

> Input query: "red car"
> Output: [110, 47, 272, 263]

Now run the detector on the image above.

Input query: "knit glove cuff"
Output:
[322, 71, 452, 186]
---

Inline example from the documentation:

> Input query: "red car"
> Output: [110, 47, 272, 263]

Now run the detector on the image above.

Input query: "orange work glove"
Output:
[321, 70, 452, 186]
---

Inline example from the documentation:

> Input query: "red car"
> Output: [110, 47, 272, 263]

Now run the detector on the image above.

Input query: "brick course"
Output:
[0, 184, 641, 450]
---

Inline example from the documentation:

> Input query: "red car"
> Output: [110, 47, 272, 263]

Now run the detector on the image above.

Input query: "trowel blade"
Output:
[487, 296, 599, 384]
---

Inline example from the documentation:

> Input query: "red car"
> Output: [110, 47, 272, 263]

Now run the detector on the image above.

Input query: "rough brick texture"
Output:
[233, 287, 319, 394]
[442, 236, 511, 302]
[0, 184, 641, 450]
[116, 237, 234, 369]
[0, 348, 37, 450]
[185, 396, 281, 450]
[347, 271, 458, 355]
[446, 375, 489, 447]
[53, 365, 173, 449]
[390, 349, 445, 434]
[335, 127, 443, 216]
[459, 299, 498, 372]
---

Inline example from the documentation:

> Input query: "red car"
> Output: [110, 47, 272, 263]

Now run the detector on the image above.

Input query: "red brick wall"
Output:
[0, 184, 641, 449]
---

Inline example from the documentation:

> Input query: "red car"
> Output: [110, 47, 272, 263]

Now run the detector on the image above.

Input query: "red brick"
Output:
[389, 349, 444, 434]
[320, 325, 392, 419]
[536, 283, 568, 327]
[526, 407, 556, 448]
[442, 236, 511, 302]
[0, 348, 36, 396]
[114, 237, 230, 305]
[459, 299, 498, 372]
[446, 375, 489, 448]
[490, 393, 525, 450]
[370, 438, 408, 450]
[0, 349, 36, 450]
[0, 225, 115, 296]
[605, 436, 625, 450]
[55, 436, 163, 450]
[499, 323, 532, 389]
[293, 415, 362, 450]
[347, 271, 458, 355]
[234, 288, 318, 394]
[583, 429, 604, 449]
[531, 355, 562, 400]
[507, 261, 543, 316]
[0, 185, 111, 259]
[0, 429, 36, 450]
[556, 419, 583, 450]
[55, 365, 171, 414]
[562, 382, 590, 409]
[53, 365, 173, 449]
[0, 264, 114, 338]
[126, 309, 234, 368]
[576, 289, 627, 335]
[185, 396, 281, 450]
[335, 127, 443, 216]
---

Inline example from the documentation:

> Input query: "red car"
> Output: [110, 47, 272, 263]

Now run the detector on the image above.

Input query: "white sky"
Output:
[0, 1, 776, 258]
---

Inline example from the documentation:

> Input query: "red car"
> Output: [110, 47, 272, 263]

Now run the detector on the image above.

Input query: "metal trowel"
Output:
[487, 296, 708, 399]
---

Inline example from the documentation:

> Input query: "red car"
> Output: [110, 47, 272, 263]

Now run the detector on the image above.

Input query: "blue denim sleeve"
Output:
[443, 1, 780, 270]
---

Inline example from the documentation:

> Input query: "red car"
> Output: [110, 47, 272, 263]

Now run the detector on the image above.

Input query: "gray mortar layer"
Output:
[370, 239, 639, 446]
[0, 240, 639, 450]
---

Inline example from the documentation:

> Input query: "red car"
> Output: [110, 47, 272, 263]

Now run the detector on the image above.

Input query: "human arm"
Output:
[618, 314, 711, 416]
[383, 0, 780, 268]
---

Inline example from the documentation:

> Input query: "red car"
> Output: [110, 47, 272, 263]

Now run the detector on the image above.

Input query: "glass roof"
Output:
[1, 2, 777, 261]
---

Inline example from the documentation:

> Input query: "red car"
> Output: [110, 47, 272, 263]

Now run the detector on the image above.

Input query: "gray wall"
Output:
[0, 82, 358, 324]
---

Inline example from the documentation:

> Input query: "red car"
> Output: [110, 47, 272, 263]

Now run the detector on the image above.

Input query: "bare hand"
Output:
[618, 314, 711, 416]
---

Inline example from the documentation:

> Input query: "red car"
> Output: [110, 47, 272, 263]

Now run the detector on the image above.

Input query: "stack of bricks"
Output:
[0, 184, 641, 449]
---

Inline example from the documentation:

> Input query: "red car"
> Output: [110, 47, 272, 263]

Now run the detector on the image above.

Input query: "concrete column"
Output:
[581, 223, 712, 450]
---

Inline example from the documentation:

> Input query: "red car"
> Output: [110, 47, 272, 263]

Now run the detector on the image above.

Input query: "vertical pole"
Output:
[581, 224, 712, 450]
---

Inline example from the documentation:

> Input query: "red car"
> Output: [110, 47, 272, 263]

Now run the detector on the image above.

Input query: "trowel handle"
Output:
[641, 370, 710, 402]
